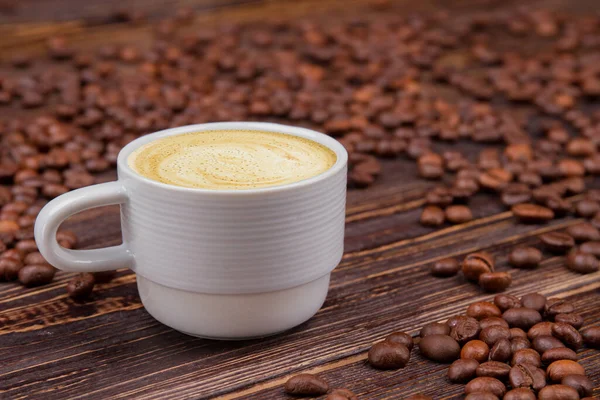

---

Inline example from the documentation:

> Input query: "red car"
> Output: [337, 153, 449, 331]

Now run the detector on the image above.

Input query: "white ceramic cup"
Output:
[34, 122, 347, 339]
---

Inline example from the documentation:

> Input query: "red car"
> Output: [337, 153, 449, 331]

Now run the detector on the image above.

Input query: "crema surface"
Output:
[128, 130, 337, 190]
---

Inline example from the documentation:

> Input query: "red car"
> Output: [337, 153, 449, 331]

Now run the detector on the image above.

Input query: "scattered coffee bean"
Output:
[480, 326, 511, 346]
[512, 204, 554, 223]
[1, 258, 22, 281]
[479, 272, 511, 292]
[489, 338, 512, 362]
[385, 332, 413, 350]
[66, 273, 95, 300]
[561, 375, 594, 397]
[431, 258, 460, 277]
[464, 392, 499, 400]
[520, 293, 547, 312]
[545, 298, 575, 319]
[510, 337, 532, 353]
[580, 326, 600, 348]
[368, 341, 410, 370]
[461, 340, 490, 362]
[18, 264, 55, 287]
[508, 247, 542, 269]
[464, 377, 506, 398]
[451, 316, 481, 344]
[540, 232, 575, 253]
[510, 328, 527, 339]
[284, 373, 329, 396]
[508, 363, 546, 391]
[476, 361, 511, 380]
[467, 301, 502, 319]
[575, 199, 600, 217]
[326, 389, 357, 400]
[446, 205, 473, 224]
[419, 334, 460, 363]
[494, 294, 521, 311]
[566, 223, 600, 242]
[554, 314, 584, 330]
[538, 385, 579, 400]
[420, 205, 445, 226]
[420, 322, 450, 337]
[546, 360, 585, 382]
[533, 335, 566, 354]
[463, 253, 495, 282]
[566, 250, 599, 274]
[448, 358, 479, 382]
[579, 241, 600, 257]
[503, 308, 543, 330]
[528, 322, 555, 340]
[503, 388, 536, 400]
[511, 349, 541, 367]
[480, 317, 509, 330]
[542, 347, 578, 364]
[552, 323, 582, 349]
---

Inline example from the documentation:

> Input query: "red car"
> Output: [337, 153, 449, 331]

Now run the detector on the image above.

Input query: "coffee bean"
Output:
[15, 239, 37, 254]
[538, 385, 579, 400]
[575, 199, 600, 217]
[512, 203, 554, 223]
[580, 326, 600, 348]
[425, 186, 453, 207]
[540, 232, 575, 253]
[431, 257, 460, 277]
[520, 293, 547, 312]
[0, 258, 22, 281]
[446, 315, 466, 328]
[566, 250, 599, 274]
[368, 341, 410, 369]
[509, 363, 547, 391]
[461, 340, 490, 362]
[579, 241, 600, 257]
[418, 334, 460, 363]
[420, 322, 450, 337]
[384, 332, 413, 350]
[24, 251, 48, 266]
[552, 323, 582, 349]
[489, 338, 512, 362]
[561, 375, 594, 397]
[494, 294, 521, 311]
[503, 388, 536, 400]
[476, 361, 511, 380]
[542, 347, 578, 364]
[508, 247, 542, 269]
[479, 168, 512, 191]
[533, 335, 566, 354]
[547, 360, 585, 381]
[66, 273, 95, 300]
[465, 392, 499, 400]
[462, 254, 495, 282]
[479, 272, 512, 292]
[546, 298, 576, 319]
[450, 316, 480, 344]
[420, 205, 445, 226]
[284, 373, 328, 396]
[503, 308, 543, 330]
[18, 264, 55, 287]
[480, 326, 511, 346]
[480, 317, 509, 330]
[510, 337, 532, 353]
[448, 358, 479, 382]
[418, 153, 444, 179]
[467, 301, 502, 319]
[510, 328, 528, 339]
[501, 184, 532, 206]
[545, 196, 572, 217]
[528, 322, 555, 339]
[554, 314, 584, 330]
[566, 223, 600, 242]
[464, 377, 506, 398]
[511, 349, 541, 367]
[326, 388, 357, 400]
[445, 205, 473, 224]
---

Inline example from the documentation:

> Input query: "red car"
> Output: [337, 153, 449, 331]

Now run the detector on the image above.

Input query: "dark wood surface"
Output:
[1, 1, 599, 399]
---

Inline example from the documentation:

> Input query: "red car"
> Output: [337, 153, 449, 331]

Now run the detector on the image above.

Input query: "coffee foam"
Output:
[128, 130, 337, 190]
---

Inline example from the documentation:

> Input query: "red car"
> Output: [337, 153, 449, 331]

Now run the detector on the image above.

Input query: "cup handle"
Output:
[34, 181, 134, 272]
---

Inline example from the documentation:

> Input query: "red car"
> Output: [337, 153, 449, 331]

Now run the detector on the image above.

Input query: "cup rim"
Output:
[117, 122, 348, 195]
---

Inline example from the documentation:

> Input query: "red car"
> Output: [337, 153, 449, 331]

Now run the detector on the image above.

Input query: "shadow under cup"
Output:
[35, 122, 348, 339]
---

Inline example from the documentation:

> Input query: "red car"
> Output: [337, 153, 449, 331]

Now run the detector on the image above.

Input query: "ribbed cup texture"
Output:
[119, 167, 346, 294]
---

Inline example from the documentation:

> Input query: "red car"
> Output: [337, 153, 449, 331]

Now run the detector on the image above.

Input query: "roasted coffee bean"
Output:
[509, 363, 546, 391]
[368, 341, 410, 369]
[56, 230, 77, 248]
[18, 264, 55, 287]
[284, 373, 329, 396]
[512, 203, 554, 223]
[418, 152, 444, 179]
[464, 377, 506, 398]
[538, 385, 579, 400]
[561, 375, 594, 397]
[66, 273, 95, 300]
[552, 323, 582, 349]
[547, 360, 585, 382]
[93, 270, 118, 284]
[445, 205, 473, 224]
[463, 254, 495, 282]
[503, 308, 542, 330]
[464, 392, 499, 400]
[580, 326, 600, 348]
[511, 349, 541, 367]
[420, 322, 450, 337]
[503, 388, 536, 400]
[579, 241, 600, 257]
[479, 168, 512, 191]
[489, 338, 511, 362]
[425, 186, 453, 207]
[467, 301, 501, 319]
[385, 332, 413, 350]
[575, 199, 600, 217]
[15, 239, 37, 254]
[326, 388, 357, 400]
[520, 293, 547, 312]
[533, 335, 566, 354]
[479, 272, 511, 292]
[446, 315, 466, 329]
[509, 247, 542, 269]
[451, 316, 480, 344]
[419, 334, 460, 363]
[554, 314, 584, 329]
[510, 328, 528, 339]
[480, 326, 511, 346]
[476, 361, 511, 380]
[545, 196, 572, 217]
[542, 347, 578, 364]
[501, 184, 532, 206]
[448, 358, 479, 382]
[1, 258, 22, 281]
[461, 340, 490, 362]
[545, 298, 575, 319]
[431, 258, 460, 277]
[566, 250, 599, 274]
[528, 322, 555, 339]
[24, 251, 48, 266]
[540, 232, 575, 253]
[420, 205, 445, 226]
[510, 337, 532, 353]
[480, 317, 509, 330]
[494, 294, 521, 311]
[566, 223, 600, 242]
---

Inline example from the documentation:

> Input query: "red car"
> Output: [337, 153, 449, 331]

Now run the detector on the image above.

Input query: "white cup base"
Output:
[137, 273, 331, 339]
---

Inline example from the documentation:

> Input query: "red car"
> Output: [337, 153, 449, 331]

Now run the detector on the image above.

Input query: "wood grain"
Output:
[1, 0, 600, 399]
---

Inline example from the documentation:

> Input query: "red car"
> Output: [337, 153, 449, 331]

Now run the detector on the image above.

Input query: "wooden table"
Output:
[1, 1, 599, 399]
